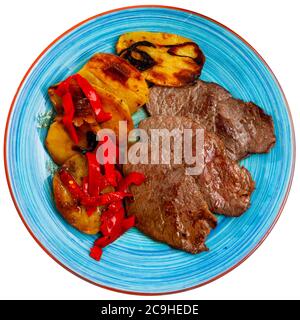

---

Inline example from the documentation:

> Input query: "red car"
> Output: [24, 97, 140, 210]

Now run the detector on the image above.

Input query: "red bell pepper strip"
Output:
[82, 176, 89, 194]
[100, 202, 125, 236]
[82, 176, 97, 217]
[86, 152, 109, 196]
[54, 74, 111, 147]
[118, 172, 146, 193]
[94, 236, 111, 248]
[108, 201, 123, 212]
[80, 191, 132, 207]
[59, 169, 132, 207]
[104, 163, 118, 187]
[89, 246, 103, 261]
[97, 134, 120, 186]
[74, 74, 112, 123]
[62, 92, 79, 144]
[94, 215, 136, 249]
[81, 184, 129, 205]
[59, 169, 85, 200]
[122, 215, 136, 232]
[100, 213, 118, 236]
[54, 77, 71, 97]
[94, 230, 123, 249]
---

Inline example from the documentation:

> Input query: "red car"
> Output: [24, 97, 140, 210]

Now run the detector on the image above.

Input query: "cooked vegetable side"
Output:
[46, 54, 148, 261]
[44, 31, 276, 261]
[53, 154, 103, 234]
[79, 53, 149, 114]
[116, 31, 205, 86]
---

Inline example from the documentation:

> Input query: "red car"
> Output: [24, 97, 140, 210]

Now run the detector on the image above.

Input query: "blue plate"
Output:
[4, 6, 295, 294]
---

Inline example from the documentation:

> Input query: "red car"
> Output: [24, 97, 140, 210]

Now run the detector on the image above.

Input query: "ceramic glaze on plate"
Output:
[4, 6, 295, 294]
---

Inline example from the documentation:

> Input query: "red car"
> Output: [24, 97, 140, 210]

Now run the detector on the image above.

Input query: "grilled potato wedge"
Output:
[53, 154, 102, 235]
[116, 31, 205, 87]
[79, 53, 149, 114]
[45, 120, 90, 165]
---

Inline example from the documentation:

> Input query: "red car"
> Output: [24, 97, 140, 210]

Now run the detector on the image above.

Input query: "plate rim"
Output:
[3, 4, 296, 296]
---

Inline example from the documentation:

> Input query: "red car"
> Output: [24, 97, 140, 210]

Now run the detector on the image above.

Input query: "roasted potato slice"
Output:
[45, 120, 90, 165]
[116, 31, 192, 51]
[79, 53, 149, 114]
[53, 154, 102, 234]
[116, 31, 205, 87]
[97, 86, 134, 136]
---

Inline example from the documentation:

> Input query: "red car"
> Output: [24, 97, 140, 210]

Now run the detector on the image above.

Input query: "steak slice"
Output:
[146, 80, 276, 160]
[124, 115, 255, 252]
[138, 115, 255, 217]
[123, 165, 217, 253]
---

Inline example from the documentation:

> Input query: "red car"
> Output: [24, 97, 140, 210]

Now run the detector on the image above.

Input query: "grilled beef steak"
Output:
[123, 165, 217, 253]
[146, 80, 276, 160]
[138, 115, 255, 216]
[124, 115, 255, 252]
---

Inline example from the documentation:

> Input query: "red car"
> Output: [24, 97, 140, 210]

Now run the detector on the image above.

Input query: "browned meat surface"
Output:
[146, 80, 276, 160]
[123, 165, 217, 253]
[123, 115, 255, 252]
[138, 115, 255, 216]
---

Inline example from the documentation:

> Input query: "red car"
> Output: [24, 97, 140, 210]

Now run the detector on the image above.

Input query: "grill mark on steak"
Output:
[146, 80, 276, 161]
[123, 115, 255, 253]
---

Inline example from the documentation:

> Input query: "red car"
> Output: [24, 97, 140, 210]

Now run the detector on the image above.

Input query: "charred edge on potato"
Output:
[118, 41, 157, 71]
[166, 42, 206, 66]
[102, 62, 131, 84]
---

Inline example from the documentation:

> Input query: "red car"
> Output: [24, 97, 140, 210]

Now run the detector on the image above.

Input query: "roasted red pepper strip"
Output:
[100, 213, 118, 236]
[80, 191, 132, 207]
[89, 246, 103, 261]
[59, 169, 132, 207]
[59, 169, 85, 200]
[86, 152, 109, 196]
[94, 231, 122, 249]
[108, 201, 123, 212]
[118, 172, 146, 193]
[54, 77, 71, 96]
[54, 74, 111, 146]
[100, 202, 125, 236]
[82, 176, 97, 217]
[94, 236, 111, 248]
[62, 92, 79, 144]
[122, 215, 136, 231]
[74, 74, 112, 123]
[94, 215, 136, 249]
[97, 134, 120, 187]
[104, 163, 118, 187]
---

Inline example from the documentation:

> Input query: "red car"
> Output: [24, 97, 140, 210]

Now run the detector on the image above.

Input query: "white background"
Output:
[0, 0, 299, 300]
